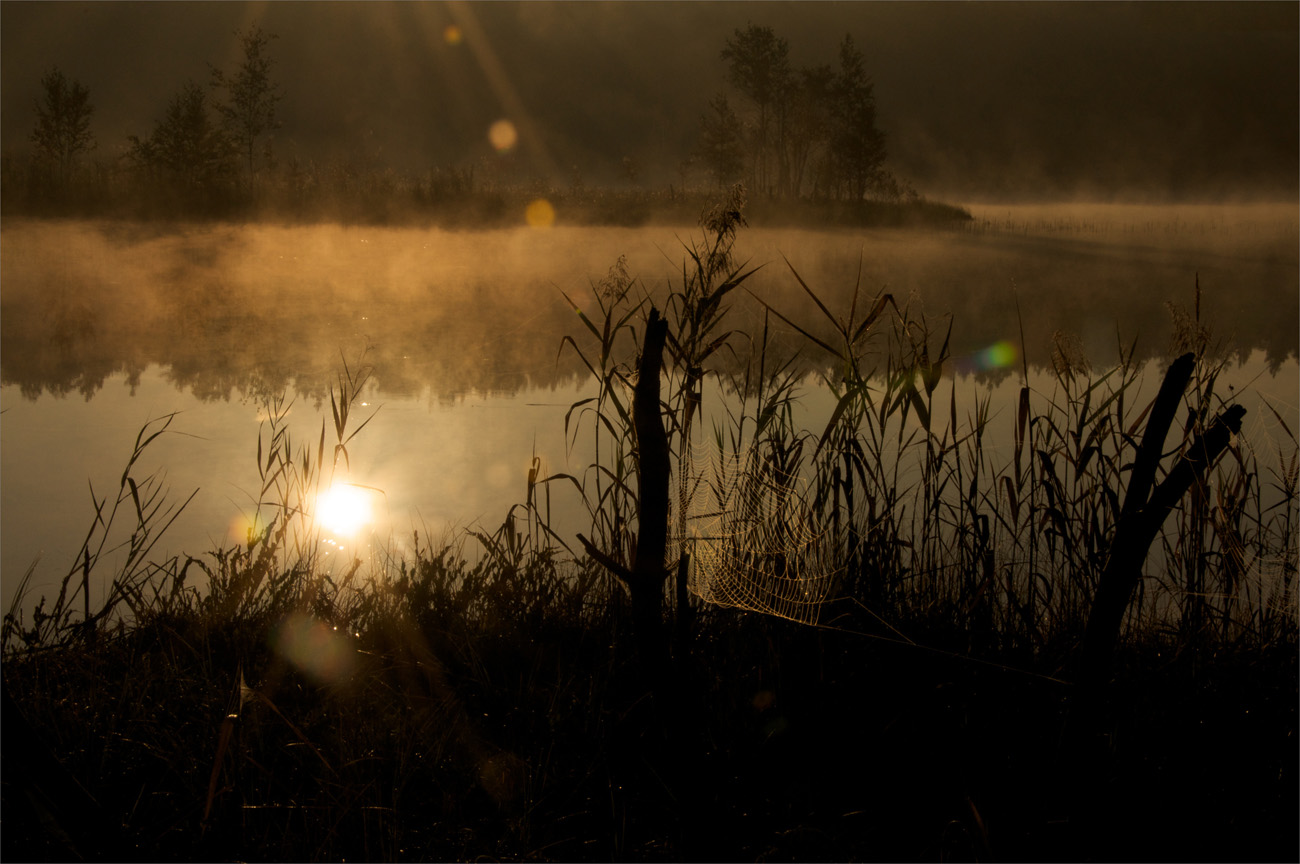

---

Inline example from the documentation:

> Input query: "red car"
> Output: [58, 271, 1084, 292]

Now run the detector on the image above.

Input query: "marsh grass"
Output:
[2, 204, 1296, 861]
[2, 412, 199, 651]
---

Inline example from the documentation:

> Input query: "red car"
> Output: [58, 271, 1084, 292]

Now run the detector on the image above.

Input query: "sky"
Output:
[2, 1, 1296, 203]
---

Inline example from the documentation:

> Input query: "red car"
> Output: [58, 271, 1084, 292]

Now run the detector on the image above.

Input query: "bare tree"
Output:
[30, 67, 96, 191]
[210, 25, 282, 187]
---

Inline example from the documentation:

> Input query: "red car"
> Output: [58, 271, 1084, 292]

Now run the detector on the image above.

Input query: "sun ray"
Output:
[444, 1, 561, 181]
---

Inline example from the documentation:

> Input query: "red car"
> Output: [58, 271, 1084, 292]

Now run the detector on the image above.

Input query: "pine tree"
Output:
[829, 35, 888, 201]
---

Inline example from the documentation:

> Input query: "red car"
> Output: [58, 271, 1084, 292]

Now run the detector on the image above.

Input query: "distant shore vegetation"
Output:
[2, 23, 974, 229]
[0, 155, 973, 229]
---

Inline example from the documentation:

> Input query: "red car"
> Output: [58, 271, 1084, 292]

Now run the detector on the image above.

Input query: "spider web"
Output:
[669, 443, 841, 625]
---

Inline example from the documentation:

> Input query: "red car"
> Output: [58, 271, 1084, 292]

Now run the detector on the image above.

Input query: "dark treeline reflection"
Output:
[2, 214, 1296, 404]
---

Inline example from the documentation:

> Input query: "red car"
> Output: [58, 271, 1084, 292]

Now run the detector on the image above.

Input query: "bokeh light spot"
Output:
[976, 340, 1018, 370]
[444, 24, 462, 45]
[274, 612, 356, 685]
[230, 511, 272, 547]
[525, 198, 556, 228]
[317, 484, 373, 537]
[489, 119, 518, 153]
[950, 339, 1019, 377]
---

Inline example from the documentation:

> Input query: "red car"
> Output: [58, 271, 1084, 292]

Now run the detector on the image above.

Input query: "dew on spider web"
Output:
[669, 443, 841, 625]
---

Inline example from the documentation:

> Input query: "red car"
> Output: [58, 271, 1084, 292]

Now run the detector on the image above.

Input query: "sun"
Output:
[316, 484, 373, 537]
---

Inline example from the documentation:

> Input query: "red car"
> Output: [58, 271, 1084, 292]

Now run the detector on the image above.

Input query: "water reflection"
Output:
[0, 367, 592, 612]
[4, 350, 1295, 617]
[2, 211, 1295, 404]
[2, 210, 1296, 614]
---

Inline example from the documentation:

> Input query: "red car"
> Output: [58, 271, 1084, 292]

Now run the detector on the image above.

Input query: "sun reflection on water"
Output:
[316, 483, 374, 538]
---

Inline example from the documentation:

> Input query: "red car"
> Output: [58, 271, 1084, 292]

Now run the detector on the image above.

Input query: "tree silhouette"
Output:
[715, 27, 893, 202]
[128, 81, 233, 195]
[783, 63, 835, 198]
[697, 94, 745, 187]
[721, 25, 791, 197]
[828, 35, 887, 201]
[210, 25, 282, 187]
[30, 67, 96, 192]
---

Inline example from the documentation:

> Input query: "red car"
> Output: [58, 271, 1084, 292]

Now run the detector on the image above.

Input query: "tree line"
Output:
[126, 26, 281, 199]
[18, 25, 281, 213]
[11, 21, 918, 222]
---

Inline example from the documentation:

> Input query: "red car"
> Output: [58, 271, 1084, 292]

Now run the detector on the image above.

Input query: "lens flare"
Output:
[525, 198, 556, 228]
[316, 484, 373, 537]
[274, 612, 356, 685]
[489, 119, 518, 153]
[975, 340, 1018, 370]
[444, 24, 462, 45]
[229, 512, 272, 547]
[951, 340, 1019, 377]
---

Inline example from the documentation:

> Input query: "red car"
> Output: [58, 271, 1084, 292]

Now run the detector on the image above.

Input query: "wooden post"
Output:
[579, 307, 671, 678]
[630, 308, 671, 672]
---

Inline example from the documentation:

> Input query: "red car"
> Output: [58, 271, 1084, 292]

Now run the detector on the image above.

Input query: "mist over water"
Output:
[3, 203, 1296, 403]
[2, 205, 1297, 612]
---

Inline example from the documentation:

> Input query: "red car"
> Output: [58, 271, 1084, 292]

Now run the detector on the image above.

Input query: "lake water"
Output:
[2, 204, 1297, 615]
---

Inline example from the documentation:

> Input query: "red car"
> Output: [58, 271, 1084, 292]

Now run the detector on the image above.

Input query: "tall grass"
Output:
[2, 412, 198, 650]
[544, 197, 1294, 659]
[2, 196, 1295, 862]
